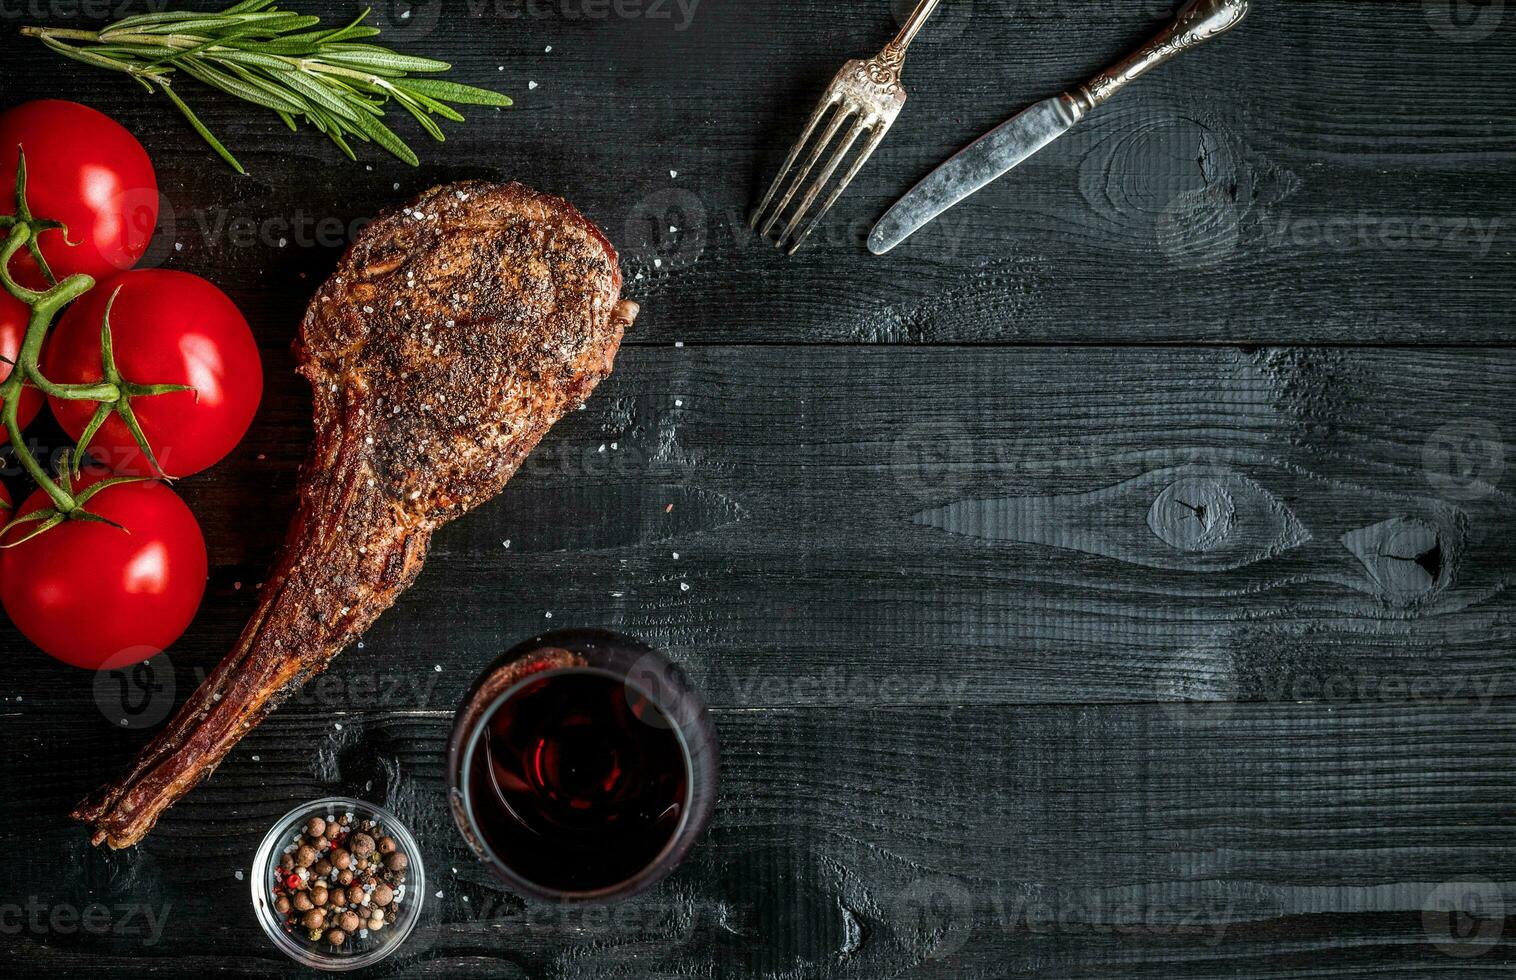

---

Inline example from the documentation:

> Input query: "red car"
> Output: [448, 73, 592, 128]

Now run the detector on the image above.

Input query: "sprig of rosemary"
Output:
[22, 1, 513, 174]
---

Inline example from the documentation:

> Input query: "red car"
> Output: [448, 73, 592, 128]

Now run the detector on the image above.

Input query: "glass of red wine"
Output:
[446, 629, 718, 901]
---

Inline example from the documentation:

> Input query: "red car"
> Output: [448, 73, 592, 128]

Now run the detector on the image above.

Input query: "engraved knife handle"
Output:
[1062, 0, 1250, 121]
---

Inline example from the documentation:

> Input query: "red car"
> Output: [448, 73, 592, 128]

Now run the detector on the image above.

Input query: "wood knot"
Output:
[1147, 477, 1235, 552]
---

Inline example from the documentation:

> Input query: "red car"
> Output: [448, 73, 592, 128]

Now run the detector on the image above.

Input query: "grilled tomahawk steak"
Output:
[74, 181, 637, 848]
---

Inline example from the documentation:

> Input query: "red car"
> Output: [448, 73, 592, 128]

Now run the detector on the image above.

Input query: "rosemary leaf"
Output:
[399, 77, 514, 107]
[24, 0, 512, 173]
[156, 80, 247, 175]
[349, 109, 418, 167]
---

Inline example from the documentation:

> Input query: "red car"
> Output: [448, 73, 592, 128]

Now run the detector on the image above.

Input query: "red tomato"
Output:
[0, 101, 158, 289]
[0, 477, 206, 670]
[44, 270, 262, 477]
[0, 289, 40, 441]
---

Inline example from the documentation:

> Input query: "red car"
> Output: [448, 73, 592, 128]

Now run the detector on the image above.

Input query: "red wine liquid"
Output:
[468, 669, 688, 892]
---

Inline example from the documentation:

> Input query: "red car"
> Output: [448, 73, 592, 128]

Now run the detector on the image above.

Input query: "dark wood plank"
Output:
[0, 0, 1511, 343]
[12, 345, 1509, 711]
[4, 701, 1514, 977]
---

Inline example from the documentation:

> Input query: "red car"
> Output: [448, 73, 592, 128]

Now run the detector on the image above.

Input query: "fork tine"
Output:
[784, 122, 890, 255]
[775, 115, 870, 250]
[759, 102, 854, 239]
[751, 94, 841, 231]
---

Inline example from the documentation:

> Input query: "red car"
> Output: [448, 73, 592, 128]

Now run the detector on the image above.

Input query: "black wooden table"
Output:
[3, 1, 1514, 976]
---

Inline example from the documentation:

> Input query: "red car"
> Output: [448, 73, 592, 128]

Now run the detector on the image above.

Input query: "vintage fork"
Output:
[750, 0, 942, 255]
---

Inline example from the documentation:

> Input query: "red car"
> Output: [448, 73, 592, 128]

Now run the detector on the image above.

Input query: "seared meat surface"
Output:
[74, 181, 637, 848]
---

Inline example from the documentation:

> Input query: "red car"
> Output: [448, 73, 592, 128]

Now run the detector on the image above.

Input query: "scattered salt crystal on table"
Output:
[529, 80, 538, 90]
[680, 582, 690, 592]
[435, 891, 444, 899]
[334, 723, 343, 731]
[670, 170, 679, 178]
[234, 870, 245, 880]
[545, 611, 553, 619]
[545, 45, 552, 52]
[434, 665, 442, 673]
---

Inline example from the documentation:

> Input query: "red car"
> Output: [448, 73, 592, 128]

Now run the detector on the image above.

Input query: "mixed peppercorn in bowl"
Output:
[251, 796, 425, 970]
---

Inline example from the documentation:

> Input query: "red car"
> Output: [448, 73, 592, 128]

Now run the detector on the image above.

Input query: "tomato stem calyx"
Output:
[0, 211, 190, 543]
[0, 148, 73, 287]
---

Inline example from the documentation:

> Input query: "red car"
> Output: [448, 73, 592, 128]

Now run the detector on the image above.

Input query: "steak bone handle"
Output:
[1063, 0, 1250, 121]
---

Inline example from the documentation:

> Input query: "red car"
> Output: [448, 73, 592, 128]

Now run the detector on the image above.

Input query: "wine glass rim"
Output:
[454, 664, 699, 902]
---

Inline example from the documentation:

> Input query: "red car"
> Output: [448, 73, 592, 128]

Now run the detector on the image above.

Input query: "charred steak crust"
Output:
[73, 181, 638, 848]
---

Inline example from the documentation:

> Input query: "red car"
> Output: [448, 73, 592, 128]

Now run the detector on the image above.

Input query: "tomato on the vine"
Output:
[0, 100, 158, 289]
[0, 476, 206, 670]
[0, 289, 40, 441]
[44, 269, 262, 477]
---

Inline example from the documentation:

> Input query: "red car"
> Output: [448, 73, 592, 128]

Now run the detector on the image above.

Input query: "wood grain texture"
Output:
[1, 0, 1514, 976]
[0, 0, 1510, 343]
[11, 345, 1509, 710]
[3, 702, 1515, 977]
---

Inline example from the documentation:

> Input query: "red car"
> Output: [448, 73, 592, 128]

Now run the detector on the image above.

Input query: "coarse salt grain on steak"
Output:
[74, 181, 638, 848]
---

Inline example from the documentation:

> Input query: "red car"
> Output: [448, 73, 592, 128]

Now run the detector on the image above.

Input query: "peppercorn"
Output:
[350, 832, 376, 858]
[337, 869, 354, 886]
[367, 914, 385, 932]
[384, 852, 407, 872]
[279, 853, 295, 871]
[331, 848, 351, 870]
[372, 883, 394, 906]
[346, 883, 367, 906]
[274, 895, 291, 915]
[294, 844, 318, 868]
[302, 909, 326, 930]
[313, 858, 333, 876]
[323, 821, 342, 841]
[339, 910, 361, 932]
[311, 885, 329, 907]
[324, 928, 347, 946]
[292, 892, 314, 912]
[378, 836, 397, 855]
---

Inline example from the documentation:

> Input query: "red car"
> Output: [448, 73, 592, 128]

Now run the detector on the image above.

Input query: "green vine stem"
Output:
[0, 225, 100, 515]
[0, 151, 194, 542]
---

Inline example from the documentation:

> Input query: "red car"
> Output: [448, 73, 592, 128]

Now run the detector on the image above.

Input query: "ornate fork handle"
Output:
[863, 0, 943, 92]
[1065, 0, 1250, 120]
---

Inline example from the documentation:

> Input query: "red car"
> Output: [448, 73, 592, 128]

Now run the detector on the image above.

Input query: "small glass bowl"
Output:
[250, 796, 425, 971]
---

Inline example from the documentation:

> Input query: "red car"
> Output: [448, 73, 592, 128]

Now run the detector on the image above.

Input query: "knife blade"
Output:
[867, 96, 1081, 255]
[866, 0, 1252, 255]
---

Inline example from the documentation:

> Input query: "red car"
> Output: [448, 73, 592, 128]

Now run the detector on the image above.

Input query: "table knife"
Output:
[868, 0, 1251, 255]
